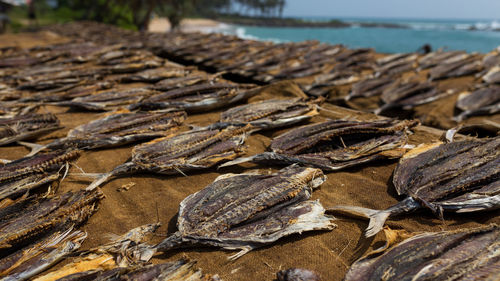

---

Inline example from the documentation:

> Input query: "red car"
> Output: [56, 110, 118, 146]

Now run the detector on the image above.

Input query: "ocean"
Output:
[216, 17, 500, 54]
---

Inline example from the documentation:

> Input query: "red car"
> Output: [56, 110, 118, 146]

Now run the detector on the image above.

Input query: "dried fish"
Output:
[417, 50, 466, 70]
[483, 66, 500, 84]
[0, 114, 62, 146]
[46, 259, 220, 281]
[454, 86, 500, 121]
[375, 80, 449, 114]
[0, 188, 102, 251]
[344, 225, 499, 281]
[331, 137, 499, 237]
[277, 268, 321, 281]
[429, 55, 482, 80]
[153, 165, 335, 260]
[130, 82, 258, 112]
[220, 98, 318, 129]
[347, 76, 395, 100]
[221, 119, 418, 171]
[33, 223, 160, 280]
[0, 228, 86, 281]
[81, 124, 254, 190]
[24, 110, 186, 156]
[0, 149, 80, 201]
[118, 66, 191, 83]
[57, 88, 156, 111]
[374, 53, 417, 77]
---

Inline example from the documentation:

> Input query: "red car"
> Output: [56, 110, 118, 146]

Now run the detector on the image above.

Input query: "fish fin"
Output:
[227, 246, 253, 261]
[85, 172, 115, 191]
[218, 155, 260, 168]
[18, 141, 47, 157]
[328, 205, 390, 237]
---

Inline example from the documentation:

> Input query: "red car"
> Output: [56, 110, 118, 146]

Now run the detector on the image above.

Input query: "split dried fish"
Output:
[0, 149, 80, 201]
[331, 137, 499, 237]
[375, 80, 449, 114]
[153, 165, 335, 260]
[24, 110, 186, 156]
[45, 259, 220, 281]
[344, 225, 499, 281]
[277, 268, 321, 281]
[118, 66, 191, 83]
[220, 98, 318, 129]
[82, 124, 254, 190]
[429, 55, 483, 80]
[0, 228, 86, 281]
[482, 66, 500, 84]
[221, 119, 418, 171]
[58, 88, 156, 111]
[129, 82, 258, 112]
[33, 223, 160, 280]
[347, 76, 395, 100]
[0, 188, 102, 251]
[0, 114, 62, 146]
[454, 86, 500, 121]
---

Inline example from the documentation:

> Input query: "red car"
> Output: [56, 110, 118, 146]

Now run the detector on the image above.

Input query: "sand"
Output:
[0, 32, 498, 281]
[148, 17, 222, 33]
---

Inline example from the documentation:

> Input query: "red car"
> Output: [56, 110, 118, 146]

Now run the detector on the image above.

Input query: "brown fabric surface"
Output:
[0, 33, 498, 281]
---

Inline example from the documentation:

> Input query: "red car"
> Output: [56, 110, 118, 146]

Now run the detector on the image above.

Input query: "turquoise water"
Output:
[220, 18, 500, 54]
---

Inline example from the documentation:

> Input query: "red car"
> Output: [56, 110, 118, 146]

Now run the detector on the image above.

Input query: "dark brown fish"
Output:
[347, 76, 395, 100]
[220, 98, 318, 129]
[0, 114, 62, 146]
[47, 259, 220, 281]
[153, 165, 335, 260]
[0, 149, 80, 201]
[344, 225, 500, 281]
[118, 66, 191, 83]
[429, 55, 482, 80]
[375, 80, 448, 114]
[33, 223, 161, 280]
[81, 124, 254, 190]
[417, 50, 467, 70]
[277, 268, 321, 281]
[129, 82, 258, 113]
[24, 110, 186, 156]
[483, 66, 500, 84]
[454, 86, 500, 121]
[57, 88, 156, 111]
[374, 53, 417, 77]
[221, 119, 418, 171]
[0, 228, 86, 281]
[331, 137, 499, 237]
[0, 188, 102, 252]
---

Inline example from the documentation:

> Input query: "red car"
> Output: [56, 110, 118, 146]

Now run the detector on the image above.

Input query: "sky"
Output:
[282, 0, 500, 20]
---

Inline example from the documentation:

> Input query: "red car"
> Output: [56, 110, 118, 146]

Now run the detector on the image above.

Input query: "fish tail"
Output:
[328, 205, 391, 237]
[154, 232, 183, 252]
[218, 154, 260, 168]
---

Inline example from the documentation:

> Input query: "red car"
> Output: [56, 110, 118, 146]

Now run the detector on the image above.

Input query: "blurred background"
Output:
[1, 0, 500, 53]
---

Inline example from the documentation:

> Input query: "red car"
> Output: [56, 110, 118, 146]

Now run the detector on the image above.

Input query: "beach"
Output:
[0, 23, 498, 281]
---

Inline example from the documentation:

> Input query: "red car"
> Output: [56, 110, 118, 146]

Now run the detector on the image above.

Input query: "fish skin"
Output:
[344, 225, 500, 281]
[154, 165, 335, 260]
